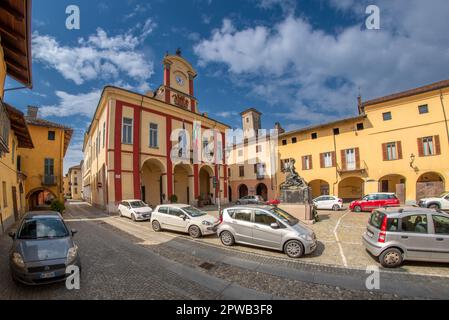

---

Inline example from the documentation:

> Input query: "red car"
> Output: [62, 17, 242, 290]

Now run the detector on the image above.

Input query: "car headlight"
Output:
[66, 245, 78, 264]
[202, 221, 212, 226]
[300, 234, 314, 242]
[12, 252, 25, 268]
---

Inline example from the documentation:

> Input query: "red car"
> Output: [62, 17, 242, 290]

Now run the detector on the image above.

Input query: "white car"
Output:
[118, 200, 152, 221]
[418, 192, 449, 210]
[151, 204, 219, 238]
[313, 195, 343, 211]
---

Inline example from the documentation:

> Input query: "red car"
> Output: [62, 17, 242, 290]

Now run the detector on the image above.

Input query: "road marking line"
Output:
[333, 211, 350, 267]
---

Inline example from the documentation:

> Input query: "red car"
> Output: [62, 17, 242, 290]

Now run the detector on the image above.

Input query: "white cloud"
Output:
[39, 89, 102, 118]
[194, 1, 449, 125]
[257, 0, 297, 14]
[215, 111, 238, 118]
[32, 20, 156, 87]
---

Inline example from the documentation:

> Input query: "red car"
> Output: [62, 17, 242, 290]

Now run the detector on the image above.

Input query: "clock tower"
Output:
[155, 49, 198, 113]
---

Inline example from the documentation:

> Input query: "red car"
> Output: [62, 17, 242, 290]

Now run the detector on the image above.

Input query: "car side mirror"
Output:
[71, 229, 78, 236]
[8, 231, 16, 239]
[180, 214, 187, 220]
[270, 223, 279, 229]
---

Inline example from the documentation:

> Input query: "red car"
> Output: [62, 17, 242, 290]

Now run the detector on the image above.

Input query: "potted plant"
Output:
[51, 199, 66, 214]
[170, 194, 178, 203]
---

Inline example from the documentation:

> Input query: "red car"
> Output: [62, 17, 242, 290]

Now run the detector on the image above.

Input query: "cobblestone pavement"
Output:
[2, 202, 448, 299]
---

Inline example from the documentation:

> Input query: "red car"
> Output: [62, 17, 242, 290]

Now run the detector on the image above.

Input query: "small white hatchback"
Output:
[118, 200, 152, 221]
[151, 204, 219, 238]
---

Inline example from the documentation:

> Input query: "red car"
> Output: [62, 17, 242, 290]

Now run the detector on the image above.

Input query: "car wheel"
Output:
[379, 248, 403, 268]
[188, 225, 202, 238]
[284, 240, 304, 258]
[332, 204, 340, 211]
[220, 231, 235, 246]
[354, 205, 362, 213]
[428, 203, 440, 210]
[152, 220, 162, 232]
[118, 209, 123, 217]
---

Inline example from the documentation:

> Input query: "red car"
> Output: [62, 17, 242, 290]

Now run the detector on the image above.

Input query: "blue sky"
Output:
[4, 0, 449, 172]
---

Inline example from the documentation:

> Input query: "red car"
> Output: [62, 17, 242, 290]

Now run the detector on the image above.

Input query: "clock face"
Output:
[176, 76, 185, 86]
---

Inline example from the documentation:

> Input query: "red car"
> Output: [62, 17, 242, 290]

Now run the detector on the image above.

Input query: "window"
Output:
[422, 136, 434, 156]
[323, 152, 333, 168]
[370, 211, 399, 231]
[44, 158, 54, 176]
[2, 181, 7, 207]
[11, 140, 15, 164]
[239, 166, 244, 177]
[311, 132, 317, 140]
[302, 155, 312, 170]
[233, 209, 252, 222]
[432, 215, 449, 235]
[16, 155, 21, 172]
[418, 104, 429, 114]
[254, 164, 257, 174]
[254, 210, 277, 226]
[401, 215, 428, 233]
[122, 117, 133, 144]
[74, 188, 77, 194]
[158, 207, 168, 214]
[333, 128, 340, 135]
[386, 142, 397, 160]
[228, 168, 231, 177]
[382, 112, 392, 121]
[102, 122, 106, 148]
[149, 123, 158, 148]
[48, 131, 56, 141]
[238, 149, 243, 157]
[246, 117, 249, 123]
[356, 123, 364, 131]
[291, 137, 297, 144]
[282, 139, 287, 146]
[256, 145, 262, 153]
[345, 148, 356, 170]
[169, 208, 184, 217]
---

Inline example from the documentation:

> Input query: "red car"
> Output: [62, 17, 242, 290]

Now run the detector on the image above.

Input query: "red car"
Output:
[266, 199, 281, 206]
[349, 193, 400, 212]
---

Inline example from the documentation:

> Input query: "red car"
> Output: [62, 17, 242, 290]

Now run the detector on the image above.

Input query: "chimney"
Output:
[274, 122, 285, 134]
[202, 112, 208, 118]
[27, 106, 39, 119]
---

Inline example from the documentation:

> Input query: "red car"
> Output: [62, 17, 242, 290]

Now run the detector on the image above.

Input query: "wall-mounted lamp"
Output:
[409, 153, 419, 172]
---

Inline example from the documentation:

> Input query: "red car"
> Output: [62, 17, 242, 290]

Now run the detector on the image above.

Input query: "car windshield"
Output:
[269, 207, 300, 226]
[18, 218, 69, 239]
[130, 201, 147, 208]
[438, 192, 449, 198]
[182, 206, 207, 217]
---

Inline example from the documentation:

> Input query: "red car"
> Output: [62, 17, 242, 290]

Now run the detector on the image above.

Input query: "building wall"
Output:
[63, 175, 70, 197]
[278, 88, 449, 204]
[0, 133, 26, 234]
[69, 167, 82, 200]
[84, 87, 230, 213]
[20, 125, 65, 208]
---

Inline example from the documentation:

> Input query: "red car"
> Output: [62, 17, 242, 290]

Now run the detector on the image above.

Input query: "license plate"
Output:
[40, 272, 56, 279]
[366, 230, 374, 238]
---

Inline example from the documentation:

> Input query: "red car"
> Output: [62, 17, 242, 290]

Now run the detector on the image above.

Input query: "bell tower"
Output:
[240, 108, 262, 136]
[158, 49, 198, 113]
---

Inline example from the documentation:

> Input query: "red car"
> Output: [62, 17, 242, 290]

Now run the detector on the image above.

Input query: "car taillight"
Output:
[378, 215, 388, 243]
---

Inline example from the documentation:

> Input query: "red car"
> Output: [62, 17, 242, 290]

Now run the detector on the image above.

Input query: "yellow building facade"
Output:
[278, 79, 449, 204]
[20, 107, 73, 210]
[68, 164, 82, 200]
[0, 0, 33, 234]
[83, 52, 230, 212]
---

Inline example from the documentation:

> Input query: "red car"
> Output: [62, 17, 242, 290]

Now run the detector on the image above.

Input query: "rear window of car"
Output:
[369, 211, 385, 229]
[369, 211, 399, 231]
[233, 209, 252, 222]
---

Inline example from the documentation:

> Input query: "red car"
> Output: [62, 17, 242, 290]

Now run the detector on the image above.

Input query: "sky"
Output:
[4, 0, 449, 173]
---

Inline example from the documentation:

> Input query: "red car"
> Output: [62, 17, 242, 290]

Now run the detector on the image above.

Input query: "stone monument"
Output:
[280, 159, 311, 204]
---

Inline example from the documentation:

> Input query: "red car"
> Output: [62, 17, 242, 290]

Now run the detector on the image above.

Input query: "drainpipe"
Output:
[332, 132, 339, 196]
[440, 90, 449, 144]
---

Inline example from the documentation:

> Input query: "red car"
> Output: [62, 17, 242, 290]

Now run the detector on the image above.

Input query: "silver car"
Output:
[217, 205, 317, 258]
[8, 211, 81, 285]
[235, 195, 264, 205]
[362, 208, 449, 268]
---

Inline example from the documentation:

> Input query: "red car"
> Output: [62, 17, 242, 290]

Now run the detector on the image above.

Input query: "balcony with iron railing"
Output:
[336, 160, 368, 175]
[42, 175, 57, 186]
